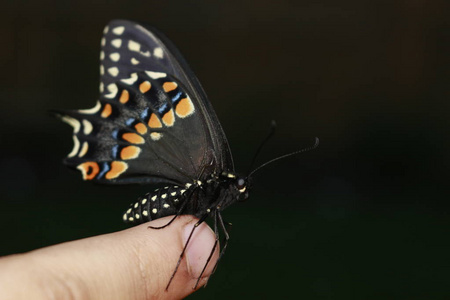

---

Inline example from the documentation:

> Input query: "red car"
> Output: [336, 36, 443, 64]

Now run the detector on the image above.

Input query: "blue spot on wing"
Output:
[126, 118, 135, 126]
[97, 162, 111, 179]
[171, 91, 182, 104]
[111, 145, 119, 158]
[158, 103, 168, 114]
[141, 108, 149, 119]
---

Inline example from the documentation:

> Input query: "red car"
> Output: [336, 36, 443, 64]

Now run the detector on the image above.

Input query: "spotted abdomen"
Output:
[123, 184, 188, 224]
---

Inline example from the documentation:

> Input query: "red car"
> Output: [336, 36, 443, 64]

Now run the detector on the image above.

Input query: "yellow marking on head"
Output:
[162, 109, 175, 126]
[120, 146, 141, 160]
[148, 113, 162, 128]
[163, 81, 178, 93]
[134, 123, 147, 134]
[105, 161, 128, 179]
[150, 132, 162, 141]
[78, 141, 89, 157]
[175, 97, 195, 118]
[122, 133, 145, 144]
[139, 81, 151, 93]
[77, 162, 100, 180]
[101, 103, 112, 118]
[119, 90, 129, 104]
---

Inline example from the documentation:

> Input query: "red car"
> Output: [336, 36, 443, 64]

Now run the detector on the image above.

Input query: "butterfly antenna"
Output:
[248, 137, 319, 177]
[247, 120, 277, 175]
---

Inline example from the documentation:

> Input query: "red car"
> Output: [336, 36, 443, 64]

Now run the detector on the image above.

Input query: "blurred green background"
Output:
[1, 0, 449, 299]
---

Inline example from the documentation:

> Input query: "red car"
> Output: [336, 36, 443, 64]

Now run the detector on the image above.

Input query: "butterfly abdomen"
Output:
[123, 184, 188, 224]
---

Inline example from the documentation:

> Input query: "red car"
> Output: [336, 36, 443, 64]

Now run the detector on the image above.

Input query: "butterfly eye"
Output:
[237, 178, 245, 188]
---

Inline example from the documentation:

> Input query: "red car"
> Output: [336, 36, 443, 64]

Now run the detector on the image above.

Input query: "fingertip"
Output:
[182, 219, 219, 285]
[141, 216, 219, 297]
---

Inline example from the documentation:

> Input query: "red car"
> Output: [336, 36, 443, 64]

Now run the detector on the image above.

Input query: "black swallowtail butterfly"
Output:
[55, 19, 318, 289]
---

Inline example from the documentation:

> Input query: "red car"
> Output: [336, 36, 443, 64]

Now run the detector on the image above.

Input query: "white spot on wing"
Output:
[131, 58, 139, 65]
[108, 67, 119, 77]
[68, 135, 80, 157]
[104, 84, 118, 98]
[61, 116, 81, 133]
[128, 40, 140, 52]
[143, 210, 148, 216]
[150, 132, 162, 141]
[109, 53, 120, 62]
[152, 208, 157, 214]
[100, 65, 104, 75]
[154, 47, 163, 58]
[142, 198, 147, 205]
[121, 73, 138, 85]
[99, 82, 104, 93]
[151, 195, 157, 201]
[146, 71, 166, 79]
[79, 101, 101, 114]
[163, 204, 170, 208]
[112, 26, 125, 35]
[101, 37, 106, 47]
[103, 26, 109, 34]
[100, 51, 105, 60]
[82, 119, 93, 135]
[111, 39, 122, 48]
[78, 141, 89, 157]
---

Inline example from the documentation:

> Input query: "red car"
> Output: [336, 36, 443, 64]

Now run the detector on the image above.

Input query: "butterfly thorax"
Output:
[123, 172, 249, 224]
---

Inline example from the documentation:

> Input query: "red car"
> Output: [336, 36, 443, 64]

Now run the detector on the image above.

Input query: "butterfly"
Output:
[56, 19, 251, 289]
[55, 19, 319, 290]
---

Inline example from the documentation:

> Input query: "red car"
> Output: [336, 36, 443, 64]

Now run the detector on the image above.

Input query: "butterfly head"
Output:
[235, 176, 250, 202]
[219, 172, 250, 202]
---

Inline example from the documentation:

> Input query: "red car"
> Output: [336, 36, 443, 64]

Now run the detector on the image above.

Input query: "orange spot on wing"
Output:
[120, 146, 141, 160]
[119, 90, 129, 104]
[77, 162, 99, 180]
[105, 161, 128, 179]
[134, 123, 148, 134]
[101, 103, 112, 118]
[162, 109, 175, 126]
[175, 97, 195, 118]
[139, 81, 151, 93]
[163, 81, 178, 92]
[148, 113, 162, 128]
[122, 133, 145, 144]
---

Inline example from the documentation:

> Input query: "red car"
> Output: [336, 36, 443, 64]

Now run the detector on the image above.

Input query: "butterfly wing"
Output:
[57, 20, 233, 185]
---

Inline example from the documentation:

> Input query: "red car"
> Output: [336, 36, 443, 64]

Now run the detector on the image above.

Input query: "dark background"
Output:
[1, 0, 449, 299]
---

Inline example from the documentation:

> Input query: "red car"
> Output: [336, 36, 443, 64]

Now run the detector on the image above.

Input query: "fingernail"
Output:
[183, 221, 217, 279]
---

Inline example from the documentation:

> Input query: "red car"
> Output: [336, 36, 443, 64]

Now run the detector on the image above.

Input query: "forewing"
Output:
[58, 20, 233, 185]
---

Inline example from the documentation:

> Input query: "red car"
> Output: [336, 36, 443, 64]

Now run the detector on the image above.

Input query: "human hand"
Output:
[0, 215, 219, 299]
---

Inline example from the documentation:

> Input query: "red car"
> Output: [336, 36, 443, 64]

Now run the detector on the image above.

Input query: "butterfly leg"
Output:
[165, 212, 209, 291]
[193, 209, 220, 289]
[211, 211, 230, 275]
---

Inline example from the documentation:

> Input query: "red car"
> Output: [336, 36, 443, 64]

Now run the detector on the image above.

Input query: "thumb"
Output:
[0, 215, 219, 300]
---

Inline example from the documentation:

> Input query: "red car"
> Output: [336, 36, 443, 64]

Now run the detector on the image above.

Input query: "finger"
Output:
[0, 215, 219, 300]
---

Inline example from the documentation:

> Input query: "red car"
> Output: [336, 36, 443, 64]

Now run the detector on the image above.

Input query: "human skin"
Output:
[0, 215, 219, 300]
